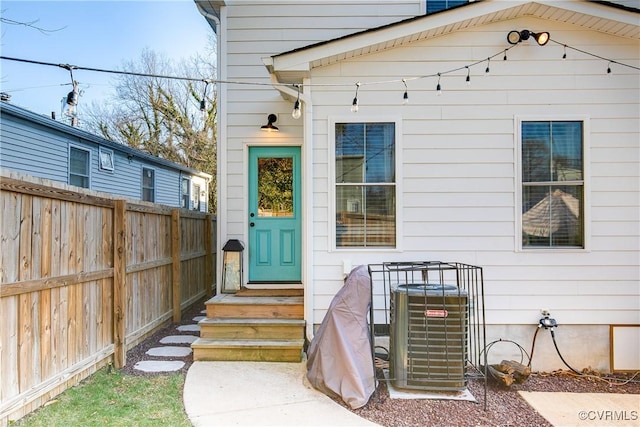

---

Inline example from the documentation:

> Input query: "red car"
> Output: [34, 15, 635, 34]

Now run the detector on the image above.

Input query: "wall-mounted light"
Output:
[507, 30, 550, 46]
[260, 114, 279, 132]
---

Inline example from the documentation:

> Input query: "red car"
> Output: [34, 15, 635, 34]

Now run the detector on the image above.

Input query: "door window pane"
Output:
[257, 157, 293, 217]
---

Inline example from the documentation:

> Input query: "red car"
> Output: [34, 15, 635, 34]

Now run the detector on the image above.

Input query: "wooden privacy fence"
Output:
[0, 172, 216, 424]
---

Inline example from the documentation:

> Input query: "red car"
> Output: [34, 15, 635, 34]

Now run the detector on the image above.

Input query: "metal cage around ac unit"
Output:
[368, 261, 486, 395]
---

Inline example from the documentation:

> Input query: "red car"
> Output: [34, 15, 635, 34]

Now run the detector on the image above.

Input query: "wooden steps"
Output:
[192, 291, 305, 362]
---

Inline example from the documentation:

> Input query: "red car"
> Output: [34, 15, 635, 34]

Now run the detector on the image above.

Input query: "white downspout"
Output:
[196, 3, 226, 295]
[264, 67, 315, 341]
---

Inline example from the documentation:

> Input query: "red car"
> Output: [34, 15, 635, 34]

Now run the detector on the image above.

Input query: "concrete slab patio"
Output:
[519, 391, 640, 427]
[183, 361, 379, 426]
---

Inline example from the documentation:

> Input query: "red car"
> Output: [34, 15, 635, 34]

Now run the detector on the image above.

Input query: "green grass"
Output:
[13, 368, 192, 427]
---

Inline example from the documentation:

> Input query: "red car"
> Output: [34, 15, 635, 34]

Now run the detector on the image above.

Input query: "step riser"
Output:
[200, 324, 304, 340]
[206, 304, 303, 320]
[193, 347, 303, 362]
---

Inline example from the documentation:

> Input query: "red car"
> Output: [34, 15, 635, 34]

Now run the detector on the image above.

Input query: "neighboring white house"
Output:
[196, 0, 639, 372]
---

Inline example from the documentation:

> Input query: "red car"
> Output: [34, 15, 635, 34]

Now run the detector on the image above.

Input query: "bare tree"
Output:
[85, 47, 217, 212]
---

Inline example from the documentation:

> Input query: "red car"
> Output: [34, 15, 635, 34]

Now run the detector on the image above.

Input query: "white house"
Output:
[196, 0, 639, 372]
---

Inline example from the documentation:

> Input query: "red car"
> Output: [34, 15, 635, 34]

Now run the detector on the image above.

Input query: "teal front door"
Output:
[248, 146, 301, 282]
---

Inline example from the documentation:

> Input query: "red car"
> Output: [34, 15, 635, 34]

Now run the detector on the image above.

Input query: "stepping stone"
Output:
[146, 346, 192, 357]
[200, 309, 206, 314]
[177, 324, 200, 332]
[193, 316, 205, 322]
[160, 335, 198, 345]
[133, 360, 185, 373]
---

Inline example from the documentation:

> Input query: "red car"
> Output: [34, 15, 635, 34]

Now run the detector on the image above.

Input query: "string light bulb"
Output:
[292, 85, 301, 119]
[607, 61, 612, 75]
[200, 80, 210, 113]
[485, 58, 491, 74]
[351, 82, 360, 113]
[562, 45, 567, 60]
[436, 73, 442, 96]
[503, 49, 508, 61]
[402, 79, 409, 105]
[465, 66, 471, 85]
[63, 65, 79, 117]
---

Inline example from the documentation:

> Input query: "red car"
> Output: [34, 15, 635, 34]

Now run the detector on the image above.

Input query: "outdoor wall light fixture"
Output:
[507, 30, 550, 46]
[260, 114, 279, 132]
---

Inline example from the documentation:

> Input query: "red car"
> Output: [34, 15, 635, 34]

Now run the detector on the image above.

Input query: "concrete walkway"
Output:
[183, 360, 379, 427]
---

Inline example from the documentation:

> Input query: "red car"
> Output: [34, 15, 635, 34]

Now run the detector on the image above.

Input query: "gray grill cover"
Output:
[306, 265, 375, 409]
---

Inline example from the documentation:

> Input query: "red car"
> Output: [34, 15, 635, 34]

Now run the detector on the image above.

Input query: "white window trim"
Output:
[69, 144, 91, 188]
[328, 115, 403, 252]
[98, 147, 115, 172]
[514, 115, 591, 252]
[193, 182, 202, 211]
[142, 167, 156, 202]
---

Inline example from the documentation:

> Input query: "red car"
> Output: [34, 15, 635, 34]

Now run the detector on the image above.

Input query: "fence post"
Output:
[205, 214, 213, 298]
[172, 209, 181, 323]
[113, 200, 126, 368]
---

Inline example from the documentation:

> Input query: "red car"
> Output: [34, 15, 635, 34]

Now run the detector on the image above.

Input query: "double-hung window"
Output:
[142, 168, 155, 202]
[181, 177, 190, 209]
[69, 146, 90, 188]
[520, 120, 585, 248]
[335, 122, 396, 248]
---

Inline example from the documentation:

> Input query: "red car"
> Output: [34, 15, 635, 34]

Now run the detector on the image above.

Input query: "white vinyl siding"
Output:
[215, 0, 639, 347]
[221, 1, 421, 241]
[306, 19, 639, 327]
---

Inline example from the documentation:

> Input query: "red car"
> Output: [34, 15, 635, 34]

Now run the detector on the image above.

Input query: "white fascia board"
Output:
[270, 1, 527, 72]
[534, 0, 640, 26]
[269, 0, 639, 73]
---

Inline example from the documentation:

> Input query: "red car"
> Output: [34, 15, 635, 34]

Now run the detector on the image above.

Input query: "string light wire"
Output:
[1, 38, 637, 108]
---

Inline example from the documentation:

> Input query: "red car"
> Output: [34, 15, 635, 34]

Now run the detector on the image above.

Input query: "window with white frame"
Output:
[142, 168, 155, 202]
[521, 121, 584, 248]
[335, 122, 396, 248]
[181, 177, 190, 209]
[69, 146, 90, 188]
[98, 147, 114, 171]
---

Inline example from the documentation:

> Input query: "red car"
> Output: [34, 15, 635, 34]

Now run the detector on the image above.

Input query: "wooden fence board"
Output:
[1, 173, 215, 424]
[19, 195, 33, 281]
[1, 191, 20, 284]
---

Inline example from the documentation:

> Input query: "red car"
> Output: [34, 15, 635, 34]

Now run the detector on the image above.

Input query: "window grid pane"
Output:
[335, 122, 396, 248]
[142, 168, 155, 202]
[522, 121, 584, 248]
[69, 147, 89, 188]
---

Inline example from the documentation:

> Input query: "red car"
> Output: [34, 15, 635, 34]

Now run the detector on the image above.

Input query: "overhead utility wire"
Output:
[2, 38, 638, 92]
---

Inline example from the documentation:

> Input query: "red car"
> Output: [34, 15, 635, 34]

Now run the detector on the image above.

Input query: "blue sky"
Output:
[1, 0, 214, 116]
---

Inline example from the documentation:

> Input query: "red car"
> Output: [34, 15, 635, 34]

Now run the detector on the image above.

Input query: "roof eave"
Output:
[269, 0, 639, 81]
